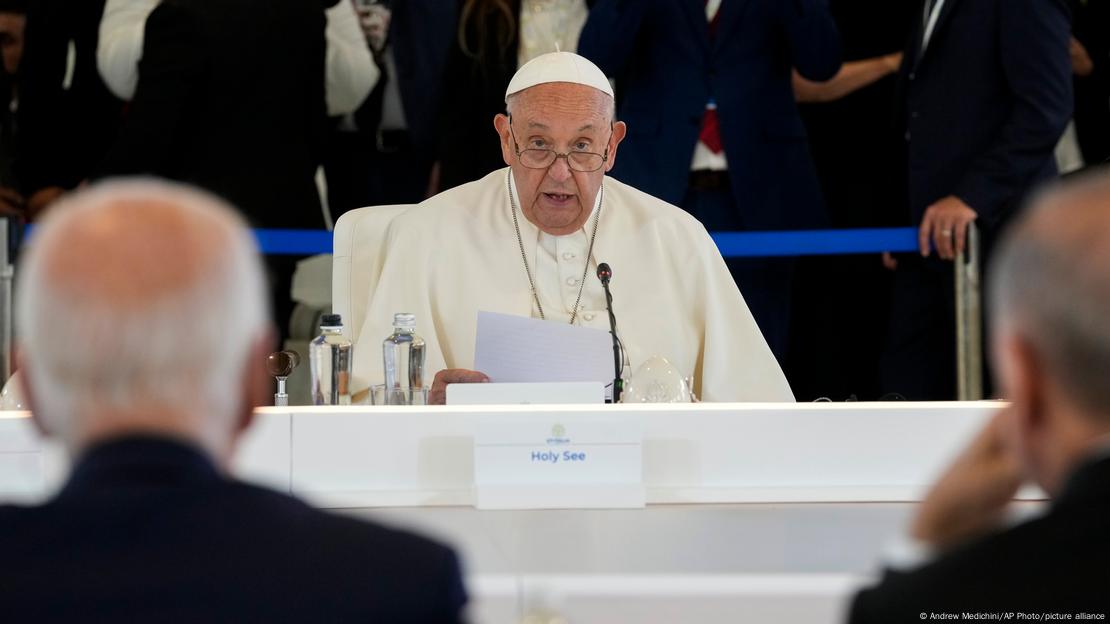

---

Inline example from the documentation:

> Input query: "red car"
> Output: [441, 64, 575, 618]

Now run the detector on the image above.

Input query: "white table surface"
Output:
[1, 402, 1036, 623]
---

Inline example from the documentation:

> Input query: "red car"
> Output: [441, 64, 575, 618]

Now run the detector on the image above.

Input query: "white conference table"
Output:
[0, 402, 1029, 623]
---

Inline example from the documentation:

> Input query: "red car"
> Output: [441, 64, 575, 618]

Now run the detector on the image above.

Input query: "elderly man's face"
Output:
[494, 83, 626, 236]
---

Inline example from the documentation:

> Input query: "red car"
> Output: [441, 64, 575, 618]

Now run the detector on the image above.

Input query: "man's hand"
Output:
[1070, 37, 1094, 77]
[919, 195, 977, 260]
[881, 52, 904, 74]
[354, 0, 391, 53]
[429, 368, 490, 405]
[910, 410, 1024, 551]
[881, 251, 898, 271]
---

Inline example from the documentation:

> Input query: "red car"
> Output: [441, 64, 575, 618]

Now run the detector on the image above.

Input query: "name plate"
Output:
[473, 413, 645, 510]
[447, 382, 605, 405]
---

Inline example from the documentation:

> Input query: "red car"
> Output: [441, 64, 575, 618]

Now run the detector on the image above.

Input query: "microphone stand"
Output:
[597, 264, 622, 403]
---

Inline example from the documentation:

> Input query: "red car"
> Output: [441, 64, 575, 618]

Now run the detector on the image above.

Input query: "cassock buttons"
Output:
[583, 313, 595, 322]
[562, 251, 577, 261]
[566, 277, 578, 286]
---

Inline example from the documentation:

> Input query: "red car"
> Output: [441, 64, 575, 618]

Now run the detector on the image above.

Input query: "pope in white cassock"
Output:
[353, 52, 794, 403]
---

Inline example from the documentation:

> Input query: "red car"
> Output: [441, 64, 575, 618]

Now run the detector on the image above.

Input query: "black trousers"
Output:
[787, 254, 893, 401]
[880, 254, 957, 400]
[322, 128, 433, 221]
[880, 251, 994, 401]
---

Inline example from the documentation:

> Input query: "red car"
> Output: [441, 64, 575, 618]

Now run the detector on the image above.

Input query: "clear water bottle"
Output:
[309, 314, 353, 406]
[382, 313, 426, 405]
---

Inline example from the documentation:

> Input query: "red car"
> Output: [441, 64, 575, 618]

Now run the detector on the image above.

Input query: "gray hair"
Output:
[989, 168, 1110, 414]
[15, 179, 269, 449]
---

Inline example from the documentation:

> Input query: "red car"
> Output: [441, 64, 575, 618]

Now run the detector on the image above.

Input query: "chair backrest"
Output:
[332, 204, 412, 344]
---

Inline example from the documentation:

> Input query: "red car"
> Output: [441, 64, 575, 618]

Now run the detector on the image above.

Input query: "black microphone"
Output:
[597, 262, 622, 403]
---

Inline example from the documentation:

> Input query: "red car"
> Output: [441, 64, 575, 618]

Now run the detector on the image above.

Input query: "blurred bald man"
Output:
[0, 180, 467, 623]
[848, 170, 1110, 620]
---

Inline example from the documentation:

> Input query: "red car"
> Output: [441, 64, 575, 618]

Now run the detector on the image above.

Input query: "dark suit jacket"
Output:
[578, 0, 842, 230]
[16, 0, 125, 195]
[374, 0, 457, 153]
[0, 436, 467, 623]
[897, 0, 1073, 230]
[98, 0, 329, 229]
[848, 454, 1110, 621]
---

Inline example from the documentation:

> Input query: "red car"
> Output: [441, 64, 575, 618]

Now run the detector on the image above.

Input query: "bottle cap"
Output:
[320, 313, 342, 328]
[393, 313, 416, 328]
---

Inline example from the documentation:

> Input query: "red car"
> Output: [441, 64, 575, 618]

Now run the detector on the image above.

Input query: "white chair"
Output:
[331, 204, 412, 347]
[284, 254, 333, 405]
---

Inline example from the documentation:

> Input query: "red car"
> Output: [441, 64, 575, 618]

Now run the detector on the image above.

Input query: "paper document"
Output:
[474, 311, 614, 388]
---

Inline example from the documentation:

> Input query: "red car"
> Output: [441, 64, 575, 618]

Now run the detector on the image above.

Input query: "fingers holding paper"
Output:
[429, 368, 490, 405]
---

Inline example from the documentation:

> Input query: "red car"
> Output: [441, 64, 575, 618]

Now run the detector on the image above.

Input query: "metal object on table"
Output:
[955, 222, 983, 401]
[267, 350, 301, 407]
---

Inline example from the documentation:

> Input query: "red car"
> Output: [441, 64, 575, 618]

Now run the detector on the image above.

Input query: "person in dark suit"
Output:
[97, 0, 333, 341]
[0, 179, 467, 623]
[97, 0, 328, 230]
[15, 0, 124, 219]
[882, 0, 1073, 400]
[577, 0, 842, 362]
[848, 171, 1110, 621]
[324, 0, 457, 216]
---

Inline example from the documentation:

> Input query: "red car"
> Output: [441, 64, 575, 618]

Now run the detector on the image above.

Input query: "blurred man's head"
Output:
[989, 169, 1110, 495]
[15, 179, 272, 465]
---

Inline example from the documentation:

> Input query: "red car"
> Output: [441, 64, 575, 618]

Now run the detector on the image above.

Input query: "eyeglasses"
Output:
[508, 115, 612, 173]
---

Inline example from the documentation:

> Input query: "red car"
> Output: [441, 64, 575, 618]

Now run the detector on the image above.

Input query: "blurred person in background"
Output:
[1068, 0, 1109, 165]
[95, 0, 335, 342]
[786, 1, 916, 401]
[848, 170, 1110, 620]
[578, 0, 842, 364]
[322, 0, 456, 217]
[98, 0, 376, 120]
[0, 0, 25, 217]
[434, 0, 595, 194]
[882, 0, 1072, 401]
[0, 179, 467, 623]
[15, 0, 124, 220]
[96, 0, 379, 221]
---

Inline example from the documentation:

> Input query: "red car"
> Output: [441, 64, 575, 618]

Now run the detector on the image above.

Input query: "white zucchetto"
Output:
[505, 51, 614, 101]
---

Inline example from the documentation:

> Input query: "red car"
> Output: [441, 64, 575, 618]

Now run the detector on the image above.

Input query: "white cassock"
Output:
[353, 167, 794, 402]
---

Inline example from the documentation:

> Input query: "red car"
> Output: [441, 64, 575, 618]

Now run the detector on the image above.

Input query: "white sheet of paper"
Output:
[474, 311, 615, 388]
